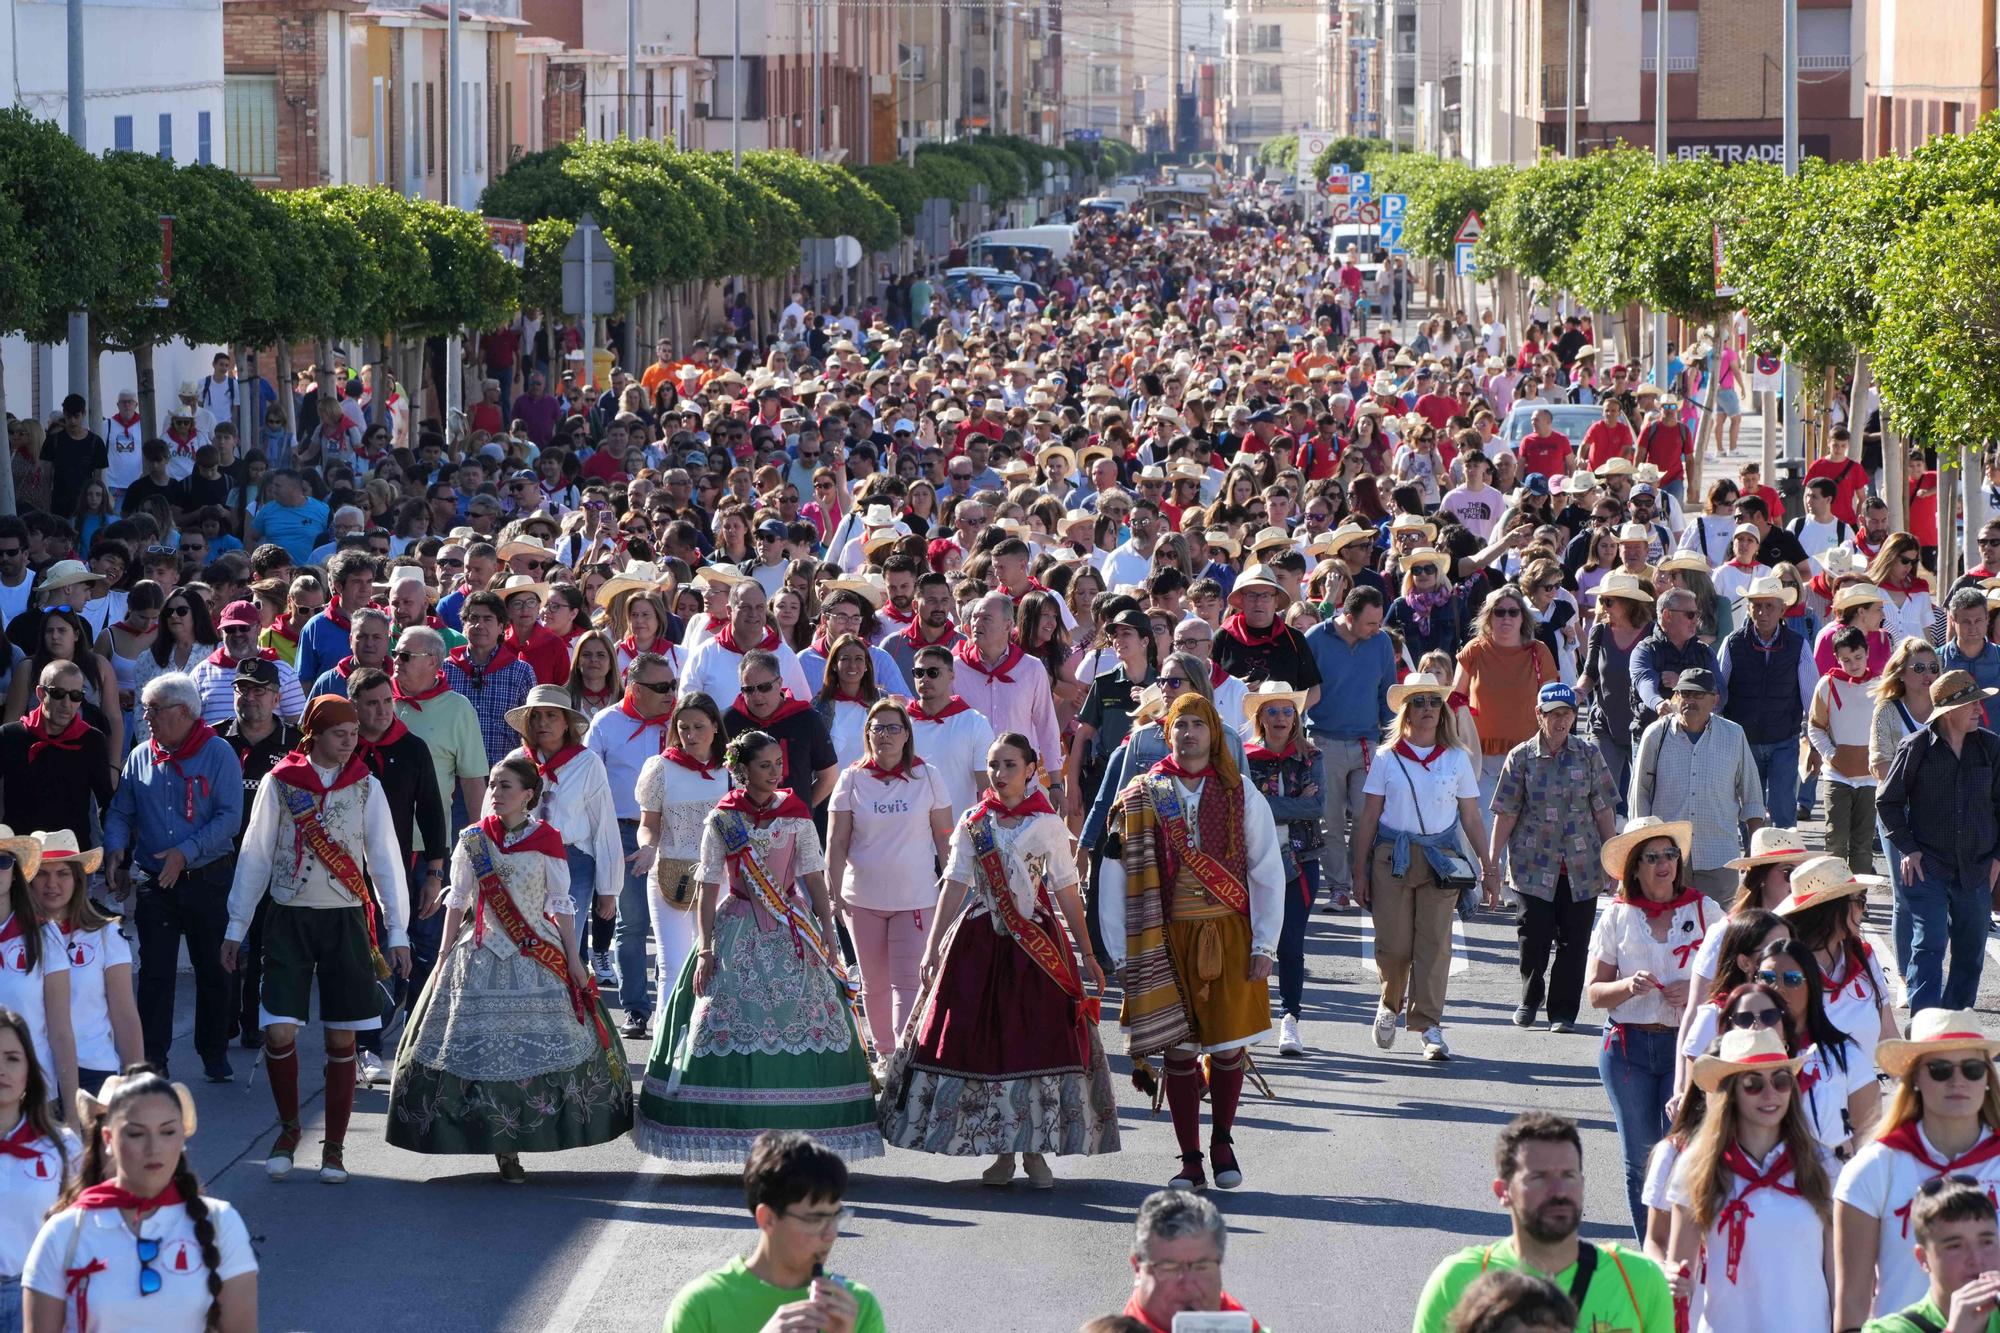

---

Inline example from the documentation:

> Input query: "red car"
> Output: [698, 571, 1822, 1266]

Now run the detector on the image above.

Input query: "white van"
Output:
[967, 224, 1077, 270]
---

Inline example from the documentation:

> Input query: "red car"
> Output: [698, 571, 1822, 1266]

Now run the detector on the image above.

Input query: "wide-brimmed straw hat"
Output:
[822, 577, 887, 610]
[1725, 826, 1811, 872]
[1386, 672, 1450, 713]
[31, 830, 100, 876]
[1742, 574, 1797, 606]
[1248, 526, 1294, 557]
[1831, 583, 1886, 614]
[1875, 1008, 2000, 1078]
[1202, 530, 1242, 558]
[1599, 816, 1693, 880]
[1930, 668, 2000, 725]
[1226, 565, 1291, 610]
[1319, 524, 1377, 555]
[504, 683, 592, 740]
[0, 826, 42, 882]
[497, 573, 551, 605]
[594, 561, 667, 610]
[1242, 681, 1310, 725]
[35, 561, 100, 594]
[1773, 853, 1884, 917]
[1387, 514, 1438, 543]
[1595, 572, 1656, 605]
[1401, 547, 1452, 576]
[1691, 1026, 1806, 1094]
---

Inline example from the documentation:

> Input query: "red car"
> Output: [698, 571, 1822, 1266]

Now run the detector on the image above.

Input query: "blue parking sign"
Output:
[1382, 193, 1407, 221]
[1380, 220, 1406, 251]
[1350, 172, 1373, 199]
[1454, 241, 1477, 275]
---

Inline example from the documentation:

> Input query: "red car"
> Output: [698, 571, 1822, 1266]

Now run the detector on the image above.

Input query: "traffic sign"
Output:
[1380, 219, 1406, 251]
[561, 213, 616, 317]
[1329, 200, 1382, 225]
[1455, 210, 1484, 244]
[1350, 172, 1372, 199]
[1382, 192, 1408, 221]
[1454, 241, 1477, 275]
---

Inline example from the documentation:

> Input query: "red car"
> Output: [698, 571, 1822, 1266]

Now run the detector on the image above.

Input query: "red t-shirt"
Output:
[1910, 470, 1939, 546]
[1516, 432, 1571, 480]
[1583, 421, 1635, 470]
[1413, 393, 1460, 432]
[1805, 455, 1868, 526]
[1637, 420, 1692, 483]
[951, 418, 1004, 456]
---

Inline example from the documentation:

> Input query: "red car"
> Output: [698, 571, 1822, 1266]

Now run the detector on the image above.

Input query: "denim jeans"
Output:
[1903, 865, 1990, 1015]
[1597, 1022, 1677, 1240]
[1882, 815, 1913, 977]
[1277, 860, 1321, 1017]
[1749, 740, 1800, 830]
[1661, 478, 1686, 506]
[565, 846, 598, 953]
[616, 821, 652, 1017]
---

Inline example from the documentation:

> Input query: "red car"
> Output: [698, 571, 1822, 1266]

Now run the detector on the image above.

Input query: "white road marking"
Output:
[1354, 917, 1470, 977]
[1864, 928, 1909, 1010]
[540, 1152, 669, 1333]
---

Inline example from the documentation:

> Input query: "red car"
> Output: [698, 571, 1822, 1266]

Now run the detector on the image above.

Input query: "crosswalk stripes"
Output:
[1352, 915, 1471, 978]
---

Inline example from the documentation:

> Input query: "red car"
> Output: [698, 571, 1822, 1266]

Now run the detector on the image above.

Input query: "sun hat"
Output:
[1386, 672, 1450, 713]
[1387, 514, 1439, 543]
[0, 826, 39, 883]
[1593, 573, 1657, 606]
[504, 683, 592, 740]
[35, 560, 100, 594]
[30, 829, 101, 876]
[498, 573, 551, 605]
[1725, 826, 1811, 872]
[1242, 680, 1310, 725]
[1930, 668, 2000, 725]
[1401, 547, 1452, 576]
[1593, 457, 1636, 479]
[593, 562, 667, 610]
[1691, 1026, 1806, 1095]
[695, 562, 753, 587]
[496, 538, 554, 563]
[1202, 530, 1242, 558]
[1319, 524, 1377, 555]
[1599, 815, 1693, 880]
[822, 577, 887, 610]
[1772, 853, 1884, 917]
[1225, 565, 1291, 611]
[1655, 551, 1711, 576]
[1831, 582, 1886, 614]
[1616, 523, 1651, 544]
[1249, 526, 1294, 556]
[1874, 1008, 2000, 1079]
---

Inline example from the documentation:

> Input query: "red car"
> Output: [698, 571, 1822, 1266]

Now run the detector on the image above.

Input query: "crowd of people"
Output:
[0, 181, 1994, 1330]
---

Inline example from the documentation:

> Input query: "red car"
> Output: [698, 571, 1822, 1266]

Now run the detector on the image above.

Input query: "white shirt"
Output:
[224, 764, 411, 949]
[1836, 1124, 2000, 1317]
[679, 635, 811, 711]
[830, 761, 951, 912]
[26, 1197, 256, 1331]
[1588, 896, 1713, 1027]
[56, 925, 131, 1073]
[909, 704, 998, 823]
[1668, 1140, 1830, 1332]
[1821, 943, 1894, 1061]
[636, 753, 732, 862]
[1097, 540, 1156, 593]
[0, 571, 31, 632]
[584, 705, 669, 822]
[1712, 561, 1771, 610]
[1099, 776, 1287, 972]
[1642, 1136, 1682, 1213]
[498, 746, 623, 894]
[0, 1126, 75, 1278]
[104, 418, 145, 492]
[1362, 745, 1478, 837]
[0, 917, 68, 1092]
[1879, 588, 1933, 644]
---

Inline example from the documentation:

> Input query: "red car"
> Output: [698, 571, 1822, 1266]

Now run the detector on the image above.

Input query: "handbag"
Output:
[1391, 755, 1479, 903]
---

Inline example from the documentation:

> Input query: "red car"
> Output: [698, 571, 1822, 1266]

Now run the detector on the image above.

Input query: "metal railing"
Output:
[1540, 63, 1587, 108]
[1798, 53, 1852, 72]
[1639, 54, 1698, 73]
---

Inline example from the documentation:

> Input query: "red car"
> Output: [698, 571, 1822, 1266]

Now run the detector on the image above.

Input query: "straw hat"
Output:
[30, 830, 101, 877]
[1656, 552, 1711, 576]
[1248, 526, 1294, 557]
[1386, 672, 1450, 713]
[77, 1073, 196, 1142]
[1078, 444, 1115, 469]
[1875, 1008, 2000, 1078]
[1202, 530, 1242, 558]
[1059, 509, 1098, 537]
[35, 560, 100, 594]
[1819, 547, 1866, 581]
[1226, 565, 1291, 610]
[1038, 445, 1078, 470]
[1131, 682, 1171, 726]
[1725, 826, 1811, 872]
[822, 577, 887, 610]
[1691, 1026, 1806, 1095]
[860, 503, 902, 531]
[1242, 680, 1310, 726]
[1387, 514, 1438, 543]
[1319, 524, 1377, 555]
[1599, 816, 1693, 880]
[594, 561, 667, 610]
[862, 529, 907, 559]
[1772, 853, 1884, 917]
[1562, 471, 1600, 496]
[1616, 523, 1651, 544]
[0, 826, 42, 882]
[1741, 574, 1797, 606]
[496, 538, 554, 563]
[1401, 547, 1452, 577]
[504, 683, 592, 740]
[696, 562, 753, 587]
[1595, 571, 1656, 605]
[497, 573, 550, 605]
[1930, 668, 2000, 725]
[1593, 457, 1636, 479]
[1831, 582, 1886, 614]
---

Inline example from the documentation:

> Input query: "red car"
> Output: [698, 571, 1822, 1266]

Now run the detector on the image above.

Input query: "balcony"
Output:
[1798, 53, 1852, 72]
[1639, 54, 1698, 73]
[1540, 63, 1587, 109]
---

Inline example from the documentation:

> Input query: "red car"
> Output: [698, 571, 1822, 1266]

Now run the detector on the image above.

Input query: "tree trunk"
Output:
[366, 334, 389, 430]
[1686, 340, 1720, 504]
[1939, 454, 1959, 587]
[133, 342, 160, 446]
[0, 360, 17, 516]
[276, 342, 295, 441]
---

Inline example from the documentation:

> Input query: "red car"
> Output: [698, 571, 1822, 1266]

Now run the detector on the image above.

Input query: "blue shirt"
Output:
[250, 497, 328, 564]
[442, 649, 536, 766]
[294, 606, 359, 689]
[798, 645, 910, 697]
[435, 586, 468, 632]
[1302, 617, 1397, 740]
[1942, 637, 2000, 701]
[103, 730, 244, 875]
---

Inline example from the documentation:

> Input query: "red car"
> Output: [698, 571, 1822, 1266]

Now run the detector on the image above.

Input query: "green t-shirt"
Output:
[665, 1255, 886, 1333]
[1864, 1296, 2000, 1332]
[1411, 1238, 1675, 1333]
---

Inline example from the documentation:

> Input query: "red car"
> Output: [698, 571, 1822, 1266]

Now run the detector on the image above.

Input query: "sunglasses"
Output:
[136, 1235, 163, 1296]
[1925, 1059, 1993, 1083]
[1756, 967, 1806, 988]
[637, 679, 678, 694]
[1734, 1070, 1795, 1096]
[38, 687, 86, 704]
[1640, 847, 1681, 865]
[1489, 606, 1524, 618]
[911, 667, 946, 680]
[390, 649, 431, 662]
[742, 679, 779, 695]
[163, 605, 191, 618]
[1405, 696, 1443, 710]
[1727, 1006, 1785, 1030]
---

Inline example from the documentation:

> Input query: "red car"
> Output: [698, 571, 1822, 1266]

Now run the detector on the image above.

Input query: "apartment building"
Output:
[1862, 0, 1997, 158]
[1221, 0, 1330, 153]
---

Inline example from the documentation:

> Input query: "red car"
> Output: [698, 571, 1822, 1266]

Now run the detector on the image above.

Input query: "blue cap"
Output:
[1522, 473, 1551, 496]
[1537, 682, 1578, 713]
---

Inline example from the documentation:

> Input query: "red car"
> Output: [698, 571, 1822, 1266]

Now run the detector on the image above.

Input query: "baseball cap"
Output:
[1522, 473, 1551, 496]
[234, 656, 280, 688]
[756, 519, 788, 541]
[217, 600, 261, 629]
[1673, 667, 1719, 695]
[1536, 682, 1578, 713]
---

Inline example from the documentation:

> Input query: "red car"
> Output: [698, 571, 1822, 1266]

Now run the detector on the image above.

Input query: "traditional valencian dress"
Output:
[386, 815, 632, 1154]
[879, 789, 1120, 1157]
[635, 787, 884, 1164]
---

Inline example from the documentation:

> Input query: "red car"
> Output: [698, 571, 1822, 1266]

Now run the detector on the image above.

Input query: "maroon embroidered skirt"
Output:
[910, 905, 1089, 1078]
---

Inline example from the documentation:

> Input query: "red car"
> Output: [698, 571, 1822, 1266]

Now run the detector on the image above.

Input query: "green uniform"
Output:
[1411, 1237, 1675, 1333]
[1864, 1295, 2000, 1332]
[664, 1256, 885, 1333]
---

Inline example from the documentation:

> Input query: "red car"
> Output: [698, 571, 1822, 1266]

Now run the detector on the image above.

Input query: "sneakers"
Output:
[318, 1143, 348, 1184]
[1512, 1005, 1536, 1028]
[1021, 1152, 1054, 1189]
[1167, 1153, 1206, 1191]
[356, 1050, 386, 1087]
[1371, 1005, 1399, 1050]
[620, 1014, 649, 1040]
[591, 950, 618, 988]
[203, 1058, 233, 1084]
[1549, 1020, 1577, 1035]
[1421, 1026, 1451, 1061]
[266, 1122, 302, 1179]
[980, 1153, 1017, 1186]
[1278, 1013, 1305, 1056]
[1211, 1139, 1243, 1190]
[496, 1153, 526, 1185]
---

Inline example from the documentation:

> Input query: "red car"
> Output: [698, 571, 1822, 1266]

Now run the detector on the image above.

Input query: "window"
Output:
[113, 115, 133, 153]
[1089, 65, 1118, 95]
[1252, 23, 1282, 52]
[971, 67, 988, 107]
[1252, 62, 1282, 95]
[424, 82, 436, 175]
[708, 55, 766, 118]
[1639, 10, 1698, 72]
[1800, 7, 1852, 70]
[224, 76, 278, 176]
[157, 113, 172, 159]
[197, 111, 212, 165]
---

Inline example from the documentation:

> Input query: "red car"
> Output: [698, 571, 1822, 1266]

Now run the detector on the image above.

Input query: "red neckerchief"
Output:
[477, 814, 567, 861]
[0, 1116, 47, 1163]
[618, 634, 673, 660]
[861, 754, 924, 783]
[357, 719, 410, 764]
[973, 787, 1057, 820]
[503, 623, 551, 657]
[715, 623, 779, 655]
[21, 706, 88, 762]
[1210, 660, 1230, 688]
[532, 743, 587, 786]
[827, 686, 872, 704]
[955, 638, 1024, 684]
[150, 721, 218, 819]
[268, 749, 370, 796]
[661, 746, 720, 780]
[1715, 1144, 1800, 1284]
[333, 656, 360, 678]
[448, 642, 521, 677]
[715, 787, 812, 826]
[908, 695, 972, 722]
[732, 691, 813, 724]
[615, 698, 672, 753]
[881, 603, 917, 626]
[1221, 611, 1286, 648]
[1726, 558, 1760, 571]
[1393, 740, 1446, 769]
[267, 611, 306, 644]
[207, 644, 278, 669]
[1827, 667, 1873, 709]
[1151, 755, 1212, 783]
[1880, 571, 1923, 595]
[72, 1180, 183, 1213]
[392, 677, 451, 709]
[1821, 939, 1871, 997]
[1120, 1291, 1259, 1333]
[898, 620, 956, 649]
[1626, 885, 1703, 920]
[1006, 576, 1048, 605]
[111, 619, 152, 637]
[1879, 1121, 2000, 1176]
[1246, 740, 1303, 762]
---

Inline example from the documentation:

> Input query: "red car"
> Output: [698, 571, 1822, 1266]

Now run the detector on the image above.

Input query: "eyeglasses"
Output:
[390, 649, 432, 662]
[1639, 847, 1681, 865]
[1143, 1258, 1222, 1281]
[867, 722, 908, 734]
[136, 1235, 163, 1297]
[911, 667, 946, 680]
[1925, 1059, 1993, 1083]
[163, 605, 191, 618]
[783, 1206, 853, 1232]
[0, 547, 22, 559]
[232, 679, 276, 694]
[1734, 1070, 1795, 1096]
[1907, 660, 1942, 675]
[1727, 1006, 1786, 1030]
[1173, 637, 1212, 649]
[38, 687, 85, 704]
[1260, 704, 1298, 717]
[742, 679, 778, 695]
[1755, 968, 1806, 988]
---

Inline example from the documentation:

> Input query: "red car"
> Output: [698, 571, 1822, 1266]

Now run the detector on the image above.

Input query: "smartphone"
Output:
[1172, 1315, 1254, 1333]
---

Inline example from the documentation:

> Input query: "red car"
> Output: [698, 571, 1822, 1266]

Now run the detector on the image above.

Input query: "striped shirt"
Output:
[1629, 713, 1768, 870]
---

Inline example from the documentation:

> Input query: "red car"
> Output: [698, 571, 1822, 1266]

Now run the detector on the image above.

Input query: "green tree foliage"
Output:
[1259, 134, 1298, 175]
[401, 196, 518, 336]
[913, 148, 982, 204]
[0, 108, 154, 343]
[854, 163, 925, 234]
[1309, 135, 1392, 179]
[686, 153, 807, 275]
[1873, 199, 2000, 454]
[1484, 147, 1647, 293]
[1569, 157, 1775, 319]
[266, 191, 376, 345]
[1400, 160, 1511, 264]
[303, 185, 432, 337]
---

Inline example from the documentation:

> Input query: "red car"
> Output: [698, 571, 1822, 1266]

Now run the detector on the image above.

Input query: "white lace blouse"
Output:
[942, 809, 1079, 918]
[636, 754, 733, 861]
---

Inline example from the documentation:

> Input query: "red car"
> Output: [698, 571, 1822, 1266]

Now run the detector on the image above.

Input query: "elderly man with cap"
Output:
[1878, 669, 2000, 1014]
[1630, 666, 1768, 902]
[224, 694, 411, 1184]
[1212, 563, 1323, 704]
[190, 599, 307, 726]
[104, 672, 245, 1083]
[306, 605, 393, 699]
[1718, 573, 1819, 831]
[1488, 682, 1620, 1033]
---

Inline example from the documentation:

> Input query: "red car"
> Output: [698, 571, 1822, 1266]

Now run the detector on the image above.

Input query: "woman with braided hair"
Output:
[0, 1008, 75, 1333]
[25, 1067, 257, 1331]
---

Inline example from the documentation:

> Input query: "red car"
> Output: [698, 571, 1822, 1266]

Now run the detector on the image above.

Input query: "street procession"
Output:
[13, 1, 2000, 1327]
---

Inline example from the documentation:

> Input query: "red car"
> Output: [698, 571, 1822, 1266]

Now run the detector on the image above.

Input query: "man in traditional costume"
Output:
[1101, 694, 1285, 1192]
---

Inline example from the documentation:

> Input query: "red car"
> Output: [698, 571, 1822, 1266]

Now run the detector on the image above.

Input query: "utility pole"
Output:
[66, 0, 89, 409]
[1651, 0, 1667, 386]
[1167, 0, 1182, 153]
[1565, 0, 1577, 157]
[812, 0, 823, 159]
[1781, 0, 1799, 462]
[627, 0, 639, 139]
[732, 0, 742, 168]
[445, 0, 462, 433]
[905, 0, 917, 165]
